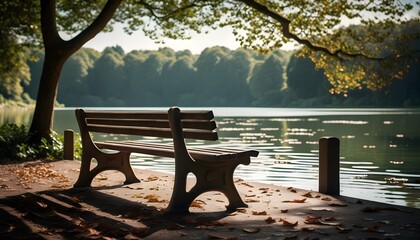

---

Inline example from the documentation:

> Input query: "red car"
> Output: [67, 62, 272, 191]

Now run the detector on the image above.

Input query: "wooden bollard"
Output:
[319, 137, 340, 195]
[64, 129, 74, 160]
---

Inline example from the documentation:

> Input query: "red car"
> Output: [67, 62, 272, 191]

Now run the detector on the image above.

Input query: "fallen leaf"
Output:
[336, 226, 352, 233]
[252, 211, 267, 215]
[281, 209, 289, 213]
[282, 198, 306, 203]
[96, 174, 108, 180]
[145, 176, 159, 182]
[243, 227, 261, 233]
[302, 192, 313, 198]
[71, 196, 80, 203]
[304, 216, 340, 226]
[123, 185, 143, 190]
[144, 194, 166, 203]
[379, 220, 391, 224]
[196, 225, 214, 230]
[321, 197, 331, 201]
[265, 217, 276, 224]
[190, 200, 204, 209]
[362, 225, 382, 232]
[210, 220, 228, 226]
[36, 201, 48, 208]
[237, 208, 247, 213]
[245, 194, 256, 197]
[241, 182, 254, 188]
[329, 202, 347, 207]
[76, 228, 101, 238]
[245, 199, 260, 203]
[145, 196, 160, 203]
[279, 218, 298, 227]
[324, 216, 338, 221]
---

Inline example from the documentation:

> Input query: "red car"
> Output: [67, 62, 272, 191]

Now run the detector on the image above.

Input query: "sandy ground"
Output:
[1, 159, 419, 239]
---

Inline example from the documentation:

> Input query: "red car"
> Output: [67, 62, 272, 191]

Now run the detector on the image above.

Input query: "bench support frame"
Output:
[166, 107, 248, 213]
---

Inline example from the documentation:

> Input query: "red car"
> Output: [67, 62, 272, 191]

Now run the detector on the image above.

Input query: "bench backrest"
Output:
[75, 107, 218, 141]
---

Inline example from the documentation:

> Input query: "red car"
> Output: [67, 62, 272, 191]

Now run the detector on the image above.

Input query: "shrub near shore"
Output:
[0, 123, 81, 162]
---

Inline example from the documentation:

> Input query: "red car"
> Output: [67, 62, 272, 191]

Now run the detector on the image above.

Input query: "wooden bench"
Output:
[74, 107, 259, 214]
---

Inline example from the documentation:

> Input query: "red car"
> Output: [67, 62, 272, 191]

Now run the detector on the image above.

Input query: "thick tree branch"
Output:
[136, 0, 203, 20]
[238, 0, 383, 60]
[65, 0, 123, 55]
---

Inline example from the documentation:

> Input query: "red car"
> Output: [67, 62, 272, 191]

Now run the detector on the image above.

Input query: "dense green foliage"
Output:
[5, 45, 414, 108]
[0, 124, 59, 161]
[0, 123, 82, 162]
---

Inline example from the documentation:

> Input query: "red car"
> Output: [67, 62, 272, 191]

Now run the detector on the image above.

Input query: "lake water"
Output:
[2, 107, 420, 208]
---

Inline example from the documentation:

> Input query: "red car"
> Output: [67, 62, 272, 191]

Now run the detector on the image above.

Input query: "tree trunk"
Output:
[28, 50, 67, 141]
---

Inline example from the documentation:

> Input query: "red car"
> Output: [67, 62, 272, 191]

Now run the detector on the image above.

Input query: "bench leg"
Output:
[74, 151, 95, 187]
[165, 161, 247, 214]
[223, 167, 248, 210]
[165, 168, 193, 214]
[74, 151, 140, 188]
[120, 152, 141, 184]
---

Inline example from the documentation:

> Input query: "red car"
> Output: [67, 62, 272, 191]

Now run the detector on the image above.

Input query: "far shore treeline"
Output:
[3, 46, 420, 108]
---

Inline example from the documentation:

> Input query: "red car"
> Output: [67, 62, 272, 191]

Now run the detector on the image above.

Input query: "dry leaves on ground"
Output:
[282, 198, 307, 203]
[279, 218, 298, 227]
[13, 163, 69, 186]
[252, 211, 267, 215]
[304, 216, 340, 226]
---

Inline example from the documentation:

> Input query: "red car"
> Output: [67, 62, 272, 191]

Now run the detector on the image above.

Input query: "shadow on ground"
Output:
[0, 187, 230, 239]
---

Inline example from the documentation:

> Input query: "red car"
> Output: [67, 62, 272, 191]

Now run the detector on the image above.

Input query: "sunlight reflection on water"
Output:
[127, 110, 420, 209]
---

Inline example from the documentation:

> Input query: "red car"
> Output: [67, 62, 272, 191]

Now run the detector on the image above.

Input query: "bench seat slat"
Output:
[96, 141, 256, 162]
[113, 141, 258, 158]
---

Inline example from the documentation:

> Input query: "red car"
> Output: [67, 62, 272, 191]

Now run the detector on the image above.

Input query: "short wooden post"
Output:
[319, 137, 340, 195]
[64, 129, 74, 160]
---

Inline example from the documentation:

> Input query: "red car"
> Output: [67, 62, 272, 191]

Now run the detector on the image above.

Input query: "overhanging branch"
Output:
[238, 0, 383, 60]
[66, 0, 123, 55]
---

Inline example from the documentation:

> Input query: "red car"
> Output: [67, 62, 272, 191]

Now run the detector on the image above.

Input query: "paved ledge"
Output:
[1, 160, 419, 239]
